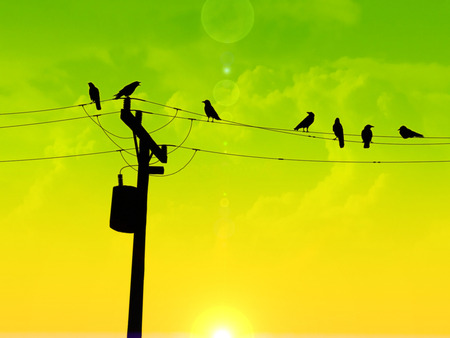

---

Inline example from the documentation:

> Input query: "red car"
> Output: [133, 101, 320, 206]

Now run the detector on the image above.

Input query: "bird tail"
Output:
[95, 100, 101, 110]
[339, 137, 344, 148]
[364, 142, 370, 148]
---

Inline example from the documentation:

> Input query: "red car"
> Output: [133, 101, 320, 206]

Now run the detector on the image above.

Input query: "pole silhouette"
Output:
[116, 98, 167, 338]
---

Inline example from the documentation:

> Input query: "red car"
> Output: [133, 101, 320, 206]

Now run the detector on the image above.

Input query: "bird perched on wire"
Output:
[361, 124, 374, 148]
[114, 81, 141, 99]
[333, 118, 344, 148]
[88, 82, 101, 110]
[202, 100, 221, 121]
[398, 125, 424, 139]
[294, 112, 314, 132]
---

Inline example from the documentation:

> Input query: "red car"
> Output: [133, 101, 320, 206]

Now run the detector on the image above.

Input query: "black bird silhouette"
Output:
[88, 82, 101, 110]
[202, 100, 221, 121]
[333, 118, 344, 148]
[294, 112, 315, 132]
[398, 125, 424, 139]
[114, 81, 141, 99]
[361, 124, 374, 148]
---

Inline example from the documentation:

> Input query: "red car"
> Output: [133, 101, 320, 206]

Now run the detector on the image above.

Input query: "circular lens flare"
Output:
[213, 80, 240, 107]
[201, 0, 255, 44]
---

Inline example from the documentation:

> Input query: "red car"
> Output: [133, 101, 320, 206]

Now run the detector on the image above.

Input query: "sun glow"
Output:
[213, 328, 232, 338]
[190, 306, 253, 338]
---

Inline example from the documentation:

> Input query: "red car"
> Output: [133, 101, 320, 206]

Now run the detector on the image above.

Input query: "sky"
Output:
[1, 0, 450, 336]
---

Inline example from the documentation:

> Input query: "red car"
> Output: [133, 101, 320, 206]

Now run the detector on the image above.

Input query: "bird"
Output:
[333, 118, 344, 148]
[398, 125, 424, 139]
[294, 112, 315, 132]
[202, 100, 221, 121]
[114, 81, 141, 99]
[88, 82, 101, 110]
[361, 124, 374, 148]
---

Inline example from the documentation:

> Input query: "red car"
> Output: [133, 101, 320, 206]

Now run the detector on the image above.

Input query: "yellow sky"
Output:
[1, 0, 450, 336]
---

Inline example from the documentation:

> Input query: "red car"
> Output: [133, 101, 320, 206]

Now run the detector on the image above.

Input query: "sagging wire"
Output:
[152, 149, 198, 177]
[119, 150, 138, 173]
[149, 118, 194, 165]
[81, 105, 136, 156]
[146, 108, 180, 134]
[95, 115, 133, 140]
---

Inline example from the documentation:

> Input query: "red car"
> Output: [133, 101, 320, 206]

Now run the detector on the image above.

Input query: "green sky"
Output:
[1, 0, 450, 336]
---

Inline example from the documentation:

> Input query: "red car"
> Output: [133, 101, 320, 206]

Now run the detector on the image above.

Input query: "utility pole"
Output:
[111, 97, 167, 338]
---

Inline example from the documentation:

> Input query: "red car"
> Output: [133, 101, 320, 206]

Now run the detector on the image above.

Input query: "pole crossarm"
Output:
[120, 106, 168, 163]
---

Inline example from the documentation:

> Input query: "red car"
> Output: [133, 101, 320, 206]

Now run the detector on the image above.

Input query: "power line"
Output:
[152, 150, 198, 177]
[4, 105, 449, 147]
[2, 98, 450, 142]
[149, 118, 194, 166]
[0, 111, 119, 129]
[0, 100, 115, 116]
[131, 98, 204, 118]
[96, 115, 133, 139]
[166, 145, 450, 164]
[146, 108, 179, 133]
[140, 109, 450, 146]
[82, 105, 136, 156]
[0, 149, 128, 163]
[1, 143, 449, 165]
[119, 151, 138, 173]
[134, 97, 450, 140]
[0, 103, 87, 116]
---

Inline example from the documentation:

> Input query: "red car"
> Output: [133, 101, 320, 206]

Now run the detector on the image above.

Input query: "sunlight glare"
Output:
[213, 328, 232, 338]
[190, 306, 253, 338]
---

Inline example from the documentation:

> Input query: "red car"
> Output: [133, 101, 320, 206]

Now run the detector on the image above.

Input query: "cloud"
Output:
[260, 0, 360, 26]
[232, 57, 450, 154]
[236, 163, 388, 244]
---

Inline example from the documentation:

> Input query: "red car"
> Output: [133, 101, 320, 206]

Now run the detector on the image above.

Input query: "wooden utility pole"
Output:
[118, 97, 167, 338]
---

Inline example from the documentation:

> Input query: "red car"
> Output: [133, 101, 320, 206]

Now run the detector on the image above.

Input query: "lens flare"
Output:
[213, 80, 240, 107]
[213, 329, 232, 338]
[201, 0, 255, 43]
[190, 306, 254, 338]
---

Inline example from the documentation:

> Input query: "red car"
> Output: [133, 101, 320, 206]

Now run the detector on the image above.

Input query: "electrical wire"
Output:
[1, 142, 449, 165]
[131, 98, 204, 118]
[95, 115, 133, 139]
[0, 111, 120, 129]
[119, 164, 139, 174]
[168, 118, 194, 154]
[0, 103, 87, 116]
[119, 150, 138, 172]
[1, 98, 450, 169]
[140, 109, 450, 146]
[0, 99, 116, 116]
[133, 97, 450, 140]
[1, 115, 92, 128]
[0, 149, 127, 163]
[81, 105, 136, 156]
[166, 145, 450, 164]
[147, 108, 180, 133]
[152, 149, 198, 177]
[148, 118, 194, 166]
[2, 98, 450, 142]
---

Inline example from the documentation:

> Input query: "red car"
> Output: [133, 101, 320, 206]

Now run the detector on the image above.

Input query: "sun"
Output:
[213, 329, 232, 338]
[190, 306, 254, 338]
